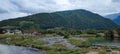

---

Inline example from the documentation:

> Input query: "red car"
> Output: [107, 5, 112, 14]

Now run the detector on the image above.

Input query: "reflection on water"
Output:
[0, 44, 43, 54]
[94, 37, 120, 47]
[93, 42, 120, 47]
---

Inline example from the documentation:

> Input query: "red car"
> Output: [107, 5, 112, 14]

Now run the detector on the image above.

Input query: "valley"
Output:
[0, 9, 120, 54]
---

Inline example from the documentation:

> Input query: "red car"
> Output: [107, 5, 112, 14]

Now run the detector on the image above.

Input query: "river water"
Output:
[93, 42, 120, 47]
[0, 44, 43, 54]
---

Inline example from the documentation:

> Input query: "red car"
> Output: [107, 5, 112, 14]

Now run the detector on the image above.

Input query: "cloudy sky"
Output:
[0, 0, 120, 20]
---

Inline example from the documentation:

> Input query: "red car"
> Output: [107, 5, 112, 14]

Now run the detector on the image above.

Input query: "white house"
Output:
[5, 29, 22, 35]
[14, 29, 22, 34]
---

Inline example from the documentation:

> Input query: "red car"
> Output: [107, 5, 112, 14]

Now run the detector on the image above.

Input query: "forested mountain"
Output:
[0, 9, 118, 30]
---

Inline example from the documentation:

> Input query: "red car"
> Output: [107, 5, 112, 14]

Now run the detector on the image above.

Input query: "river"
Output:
[93, 42, 120, 47]
[0, 44, 43, 54]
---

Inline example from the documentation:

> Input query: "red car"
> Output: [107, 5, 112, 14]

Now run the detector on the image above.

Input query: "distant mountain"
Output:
[105, 13, 120, 25]
[114, 16, 120, 25]
[0, 9, 118, 30]
[105, 13, 120, 20]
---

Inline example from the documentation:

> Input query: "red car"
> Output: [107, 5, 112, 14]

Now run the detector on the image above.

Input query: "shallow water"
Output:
[93, 42, 120, 47]
[0, 44, 43, 54]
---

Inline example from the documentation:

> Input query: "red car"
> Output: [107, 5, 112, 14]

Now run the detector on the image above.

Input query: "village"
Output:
[0, 28, 119, 40]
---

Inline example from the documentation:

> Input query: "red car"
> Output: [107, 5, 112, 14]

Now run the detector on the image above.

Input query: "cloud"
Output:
[112, 0, 120, 2]
[0, 0, 120, 20]
[0, 12, 29, 21]
[68, 0, 120, 15]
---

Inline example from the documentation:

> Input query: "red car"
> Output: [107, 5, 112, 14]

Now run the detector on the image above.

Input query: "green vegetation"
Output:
[68, 38, 92, 47]
[46, 49, 89, 54]
[116, 27, 120, 35]
[99, 51, 107, 54]
[0, 28, 120, 54]
[68, 36, 105, 47]
[0, 34, 90, 54]
[0, 33, 119, 54]
[0, 34, 47, 47]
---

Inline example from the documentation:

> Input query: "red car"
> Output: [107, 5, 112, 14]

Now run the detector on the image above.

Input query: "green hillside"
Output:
[0, 9, 118, 30]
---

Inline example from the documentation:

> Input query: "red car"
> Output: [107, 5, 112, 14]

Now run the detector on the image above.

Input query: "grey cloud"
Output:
[0, 0, 120, 20]
[112, 0, 120, 2]
[0, 12, 29, 21]
[0, 8, 8, 13]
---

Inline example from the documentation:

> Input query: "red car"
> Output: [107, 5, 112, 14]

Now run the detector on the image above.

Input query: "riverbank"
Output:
[0, 34, 120, 54]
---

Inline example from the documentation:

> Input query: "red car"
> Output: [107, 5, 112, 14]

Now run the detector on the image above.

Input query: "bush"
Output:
[99, 51, 107, 54]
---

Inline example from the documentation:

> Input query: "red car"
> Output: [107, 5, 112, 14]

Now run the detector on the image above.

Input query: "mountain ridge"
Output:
[0, 9, 118, 30]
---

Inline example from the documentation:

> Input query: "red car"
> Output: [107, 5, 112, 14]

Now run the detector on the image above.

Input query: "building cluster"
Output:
[0, 29, 41, 36]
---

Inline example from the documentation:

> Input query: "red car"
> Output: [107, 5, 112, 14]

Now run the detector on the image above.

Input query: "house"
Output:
[112, 30, 119, 37]
[23, 30, 41, 36]
[23, 31, 36, 36]
[5, 29, 14, 35]
[97, 33, 105, 37]
[14, 29, 22, 34]
[4, 29, 22, 35]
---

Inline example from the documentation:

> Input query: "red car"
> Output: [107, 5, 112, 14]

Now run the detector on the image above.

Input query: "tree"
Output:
[57, 31, 70, 38]
[104, 30, 114, 41]
[86, 29, 97, 34]
[19, 21, 39, 31]
[116, 27, 120, 35]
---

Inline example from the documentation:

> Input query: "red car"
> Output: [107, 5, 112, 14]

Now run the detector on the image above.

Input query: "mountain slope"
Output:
[0, 9, 118, 30]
